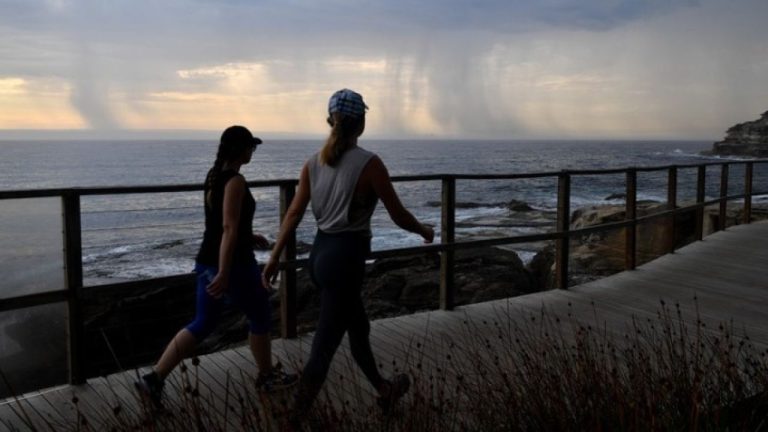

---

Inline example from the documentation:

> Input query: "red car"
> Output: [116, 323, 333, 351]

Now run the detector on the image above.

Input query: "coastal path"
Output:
[1, 221, 767, 430]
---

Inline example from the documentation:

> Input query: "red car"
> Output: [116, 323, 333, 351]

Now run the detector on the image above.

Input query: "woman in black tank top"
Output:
[135, 126, 296, 408]
[263, 89, 434, 426]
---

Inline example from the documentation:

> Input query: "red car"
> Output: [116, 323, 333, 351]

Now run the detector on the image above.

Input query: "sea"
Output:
[2, 138, 767, 294]
[2, 138, 768, 397]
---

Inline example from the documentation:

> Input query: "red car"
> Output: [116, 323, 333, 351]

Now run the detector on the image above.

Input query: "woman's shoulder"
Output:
[305, 153, 320, 172]
[359, 152, 386, 181]
[219, 170, 245, 186]
[353, 146, 377, 158]
[347, 147, 377, 166]
[306, 152, 320, 164]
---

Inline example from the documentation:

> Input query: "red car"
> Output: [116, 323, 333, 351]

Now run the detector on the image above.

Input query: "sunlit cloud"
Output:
[0, 78, 26, 95]
[0, 76, 84, 128]
[178, 63, 268, 80]
[324, 59, 388, 74]
[118, 57, 443, 135]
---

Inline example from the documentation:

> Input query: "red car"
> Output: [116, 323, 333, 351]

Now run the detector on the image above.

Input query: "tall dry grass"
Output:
[3, 299, 766, 431]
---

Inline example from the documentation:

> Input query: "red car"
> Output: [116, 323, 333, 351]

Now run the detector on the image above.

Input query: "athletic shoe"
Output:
[134, 371, 164, 409]
[377, 373, 410, 412]
[256, 368, 299, 392]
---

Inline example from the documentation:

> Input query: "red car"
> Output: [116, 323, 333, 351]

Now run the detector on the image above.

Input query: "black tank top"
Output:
[196, 169, 256, 266]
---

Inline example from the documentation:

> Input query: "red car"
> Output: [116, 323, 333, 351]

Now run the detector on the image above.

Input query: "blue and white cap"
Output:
[328, 88, 368, 118]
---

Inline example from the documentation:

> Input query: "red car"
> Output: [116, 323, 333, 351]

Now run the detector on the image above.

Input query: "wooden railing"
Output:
[1, 160, 767, 385]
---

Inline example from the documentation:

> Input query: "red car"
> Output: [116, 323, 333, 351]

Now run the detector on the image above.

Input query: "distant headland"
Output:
[704, 111, 768, 157]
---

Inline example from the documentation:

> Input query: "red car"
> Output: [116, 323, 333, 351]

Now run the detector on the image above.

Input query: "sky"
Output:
[0, 0, 767, 140]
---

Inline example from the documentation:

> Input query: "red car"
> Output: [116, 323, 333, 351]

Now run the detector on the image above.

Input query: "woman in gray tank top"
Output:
[263, 89, 434, 425]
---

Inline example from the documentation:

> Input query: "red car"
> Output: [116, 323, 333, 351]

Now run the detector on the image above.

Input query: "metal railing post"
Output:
[440, 176, 456, 310]
[62, 191, 85, 384]
[625, 169, 637, 270]
[555, 172, 571, 289]
[278, 182, 298, 339]
[667, 166, 678, 253]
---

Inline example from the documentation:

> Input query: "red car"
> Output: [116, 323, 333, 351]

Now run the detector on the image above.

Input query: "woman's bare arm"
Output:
[262, 163, 311, 287]
[366, 156, 434, 242]
[207, 174, 245, 298]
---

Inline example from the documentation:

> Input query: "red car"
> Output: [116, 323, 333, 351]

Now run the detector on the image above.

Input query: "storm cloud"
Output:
[0, 0, 766, 138]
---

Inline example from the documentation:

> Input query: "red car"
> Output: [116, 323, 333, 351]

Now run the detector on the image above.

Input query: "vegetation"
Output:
[3, 300, 767, 431]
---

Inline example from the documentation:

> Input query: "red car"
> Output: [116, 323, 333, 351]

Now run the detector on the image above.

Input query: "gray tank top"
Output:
[307, 146, 377, 234]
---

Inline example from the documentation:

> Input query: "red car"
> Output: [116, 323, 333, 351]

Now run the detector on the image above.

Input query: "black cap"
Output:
[221, 125, 262, 147]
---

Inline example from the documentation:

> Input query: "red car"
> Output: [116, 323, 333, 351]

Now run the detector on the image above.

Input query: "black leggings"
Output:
[298, 230, 383, 407]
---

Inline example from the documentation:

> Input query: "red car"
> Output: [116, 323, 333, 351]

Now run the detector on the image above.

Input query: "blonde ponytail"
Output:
[319, 113, 364, 166]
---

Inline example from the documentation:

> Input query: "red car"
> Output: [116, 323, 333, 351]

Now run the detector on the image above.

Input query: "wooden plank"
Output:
[176, 352, 254, 430]
[575, 280, 768, 344]
[279, 183, 299, 339]
[0, 386, 72, 427]
[575, 267, 765, 310]
[620, 267, 768, 302]
[88, 373, 145, 423]
[268, 330, 381, 411]
[555, 173, 571, 289]
[588, 263, 768, 306]
[370, 320, 433, 369]
[441, 177, 456, 310]
[63, 191, 86, 385]
[663, 239, 768, 260]
[68, 379, 141, 430]
[645, 259, 768, 284]
[0, 389, 68, 431]
[576, 262, 768, 296]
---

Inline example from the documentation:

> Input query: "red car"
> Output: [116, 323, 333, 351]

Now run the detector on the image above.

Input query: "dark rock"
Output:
[452, 248, 536, 305]
[528, 243, 555, 289]
[426, 201, 481, 209]
[366, 273, 407, 301]
[570, 200, 660, 225]
[399, 281, 440, 308]
[706, 111, 768, 157]
[505, 199, 534, 212]
[531, 202, 768, 289]
[367, 253, 439, 279]
[604, 193, 626, 201]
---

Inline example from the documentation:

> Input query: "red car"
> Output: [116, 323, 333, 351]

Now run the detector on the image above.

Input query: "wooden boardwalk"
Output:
[2, 221, 768, 430]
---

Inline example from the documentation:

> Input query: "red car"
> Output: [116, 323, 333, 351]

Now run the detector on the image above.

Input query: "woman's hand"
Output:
[421, 224, 435, 244]
[252, 233, 270, 249]
[206, 272, 229, 299]
[261, 258, 279, 291]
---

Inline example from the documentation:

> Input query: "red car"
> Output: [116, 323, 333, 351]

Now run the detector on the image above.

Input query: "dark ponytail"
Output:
[205, 125, 259, 207]
[204, 151, 225, 208]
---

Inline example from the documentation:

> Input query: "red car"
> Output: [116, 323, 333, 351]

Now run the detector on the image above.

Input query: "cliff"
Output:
[530, 202, 768, 289]
[708, 111, 768, 157]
